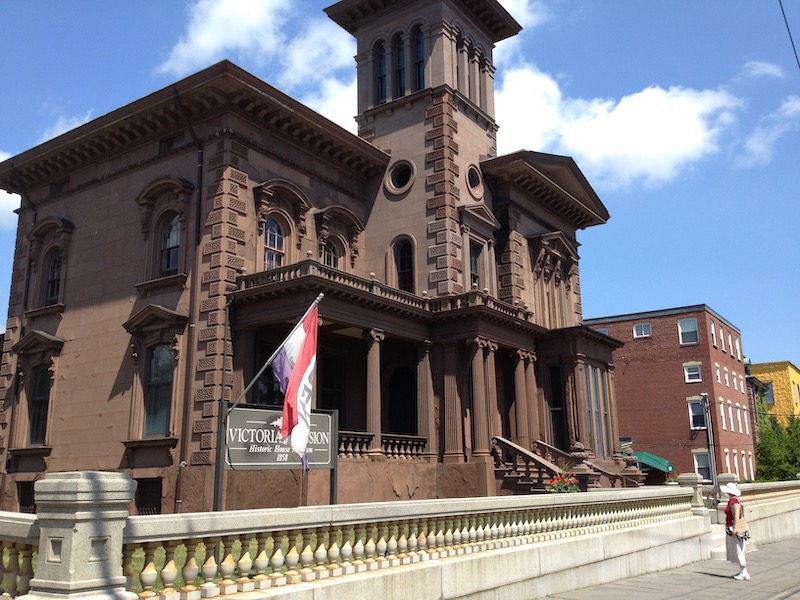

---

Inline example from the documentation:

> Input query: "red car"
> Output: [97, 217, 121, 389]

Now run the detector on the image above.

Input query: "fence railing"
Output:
[3, 471, 800, 600]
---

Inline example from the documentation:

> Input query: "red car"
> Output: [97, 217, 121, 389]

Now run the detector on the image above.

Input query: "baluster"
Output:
[397, 521, 409, 564]
[468, 515, 478, 552]
[252, 534, 270, 590]
[236, 535, 254, 592]
[138, 543, 158, 599]
[452, 517, 463, 554]
[407, 520, 419, 563]
[338, 438, 346, 458]
[313, 527, 329, 579]
[386, 522, 399, 566]
[200, 538, 220, 597]
[283, 530, 301, 584]
[416, 519, 428, 561]
[5, 545, 19, 597]
[426, 519, 437, 558]
[160, 542, 180, 600]
[269, 531, 287, 587]
[327, 526, 343, 577]
[299, 529, 316, 582]
[122, 544, 136, 592]
[443, 518, 454, 555]
[435, 519, 445, 557]
[375, 522, 388, 568]
[364, 523, 378, 570]
[180, 540, 201, 600]
[17, 545, 32, 596]
[217, 536, 237, 594]
[340, 525, 355, 575]
[351, 524, 366, 573]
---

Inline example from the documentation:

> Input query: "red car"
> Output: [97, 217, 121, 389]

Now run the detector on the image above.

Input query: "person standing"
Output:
[721, 481, 750, 580]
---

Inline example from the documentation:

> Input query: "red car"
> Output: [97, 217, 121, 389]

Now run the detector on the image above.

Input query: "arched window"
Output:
[414, 27, 425, 90]
[394, 36, 405, 97]
[45, 251, 62, 306]
[264, 216, 285, 269]
[394, 240, 414, 292]
[376, 43, 387, 104]
[159, 214, 180, 276]
[323, 240, 342, 269]
[144, 344, 174, 437]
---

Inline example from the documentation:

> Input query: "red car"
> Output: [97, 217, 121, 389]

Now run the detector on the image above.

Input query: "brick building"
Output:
[0, 0, 634, 513]
[585, 305, 757, 483]
[749, 361, 800, 426]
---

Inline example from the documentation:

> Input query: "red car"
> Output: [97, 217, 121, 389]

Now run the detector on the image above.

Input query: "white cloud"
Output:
[495, 64, 742, 189]
[300, 77, 358, 135]
[494, 0, 550, 66]
[740, 95, 800, 166]
[280, 19, 354, 89]
[740, 60, 785, 80]
[157, 0, 293, 76]
[0, 151, 20, 230]
[37, 110, 94, 144]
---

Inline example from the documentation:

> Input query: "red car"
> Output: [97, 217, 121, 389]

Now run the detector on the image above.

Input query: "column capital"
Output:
[366, 328, 385, 343]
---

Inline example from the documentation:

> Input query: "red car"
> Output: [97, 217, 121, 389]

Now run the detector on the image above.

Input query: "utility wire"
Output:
[778, 0, 800, 75]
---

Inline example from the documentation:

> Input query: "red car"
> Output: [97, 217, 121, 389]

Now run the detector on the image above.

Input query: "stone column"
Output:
[26, 471, 137, 600]
[512, 350, 530, 450]
[524, 352, 540, 443]
[485, 341, 501, 438]
[366, 329, 384, 455]
[469, 338, 489, 457]
[417, 341, 437, 461]
[442, 342, 464, 463]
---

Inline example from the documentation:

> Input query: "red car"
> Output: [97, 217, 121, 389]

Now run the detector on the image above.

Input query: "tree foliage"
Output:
[756, 407, 800, 481]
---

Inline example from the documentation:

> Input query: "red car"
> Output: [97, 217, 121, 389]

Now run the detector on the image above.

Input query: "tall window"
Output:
[395, 240, 414, 292]
[376, 43, 387, 103]
[720, 327, 726, 351]
[414, 28, 425, 90]
[719, 399, 726, 430]
[264, 217, 284, 269]
[693, 451, 712, 481]
[678, 318, 699, 344]
[394, 36, 405, 97]
[583, 364, 610, 458]
[688, 398, 706, 429]
[45, 251, 62, 305]
[710, 320, 717, 346]
[159, 214, 180, 276]
[323, 240, 341, 269]
[29, 365, 52, 445]
[144, 344, 174, 437]
[469, 240, 483, 289]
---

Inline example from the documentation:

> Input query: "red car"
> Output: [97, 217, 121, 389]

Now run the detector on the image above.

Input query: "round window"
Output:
[385, 160, 416, 195]
[466, 165, 484, 199]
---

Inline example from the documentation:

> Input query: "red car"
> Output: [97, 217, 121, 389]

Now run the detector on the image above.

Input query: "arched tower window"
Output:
[159, 214, 181, 277]
[414, 27, 425, 90]
[394, 36, 405, 97]
[264, 216, 285, 269]
[376, 42, 387, 104]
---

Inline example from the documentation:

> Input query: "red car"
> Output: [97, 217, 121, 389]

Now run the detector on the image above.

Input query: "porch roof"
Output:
[633, 451, 674, 474]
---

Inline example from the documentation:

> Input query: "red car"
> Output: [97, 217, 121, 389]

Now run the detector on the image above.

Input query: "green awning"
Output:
[633, 451, 674, 474]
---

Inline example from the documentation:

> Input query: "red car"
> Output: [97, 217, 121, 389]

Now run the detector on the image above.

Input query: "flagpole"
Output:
[212, 292, 324, 511]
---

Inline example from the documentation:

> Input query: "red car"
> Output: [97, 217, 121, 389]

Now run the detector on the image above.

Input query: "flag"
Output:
[273, 304, 318, 469]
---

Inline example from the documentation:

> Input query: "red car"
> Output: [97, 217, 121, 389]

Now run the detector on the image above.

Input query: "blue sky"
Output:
[1, 1, 799, 366]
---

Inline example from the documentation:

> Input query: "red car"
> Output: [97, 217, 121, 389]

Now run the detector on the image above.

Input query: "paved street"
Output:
[546, 536, 800, 600]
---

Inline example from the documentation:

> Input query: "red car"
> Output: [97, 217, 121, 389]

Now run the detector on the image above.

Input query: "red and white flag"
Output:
[273, 304, 319, 468]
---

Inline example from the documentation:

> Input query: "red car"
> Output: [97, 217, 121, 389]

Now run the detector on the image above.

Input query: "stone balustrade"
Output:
[3, 472, 800, 600]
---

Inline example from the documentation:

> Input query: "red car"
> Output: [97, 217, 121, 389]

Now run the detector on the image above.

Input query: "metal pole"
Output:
[702, 393, 718, 501]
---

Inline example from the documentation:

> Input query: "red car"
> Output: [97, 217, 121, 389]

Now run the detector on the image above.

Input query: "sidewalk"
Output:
[545, 535, 800, 600]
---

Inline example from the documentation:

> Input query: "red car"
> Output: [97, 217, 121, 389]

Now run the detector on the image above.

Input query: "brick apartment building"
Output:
[749, 361, 800, 426]
[0, 0, 635, 513]
[585, 305, 757, 484]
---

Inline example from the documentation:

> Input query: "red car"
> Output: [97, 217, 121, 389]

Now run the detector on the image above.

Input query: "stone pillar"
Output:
[417, 341, 437, 461]
[524, 352, 540, 443]
[469, 338, 490, 457]
[25, 471, 137, 600]
[485, 341, 501, 439]
[366, 329, 384, 455]
[512, 350, 530, 450]
[442, 342, 464, 463]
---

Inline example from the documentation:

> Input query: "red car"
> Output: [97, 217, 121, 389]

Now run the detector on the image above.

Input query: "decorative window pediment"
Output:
[135, 177, 193, 240]
[123, 304, 189, 361]
[253, 180, 311, 243]
[315, 206, 364, 267]
[458, 203, 499, 233]
[12, 329, 64, 358]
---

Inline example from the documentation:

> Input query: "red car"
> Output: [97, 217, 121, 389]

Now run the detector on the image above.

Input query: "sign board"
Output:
[225, 405, 335, 470]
